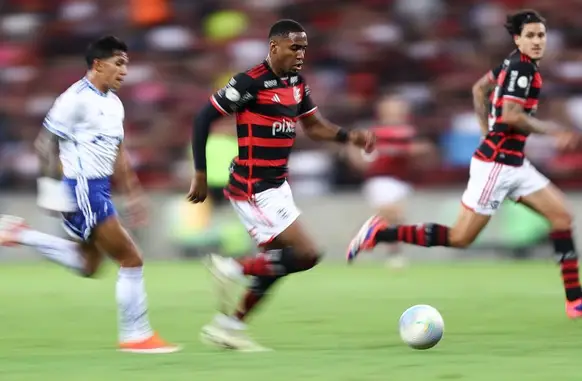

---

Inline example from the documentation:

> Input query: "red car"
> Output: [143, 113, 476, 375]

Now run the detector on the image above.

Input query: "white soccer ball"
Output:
[399, 304, 444, 350]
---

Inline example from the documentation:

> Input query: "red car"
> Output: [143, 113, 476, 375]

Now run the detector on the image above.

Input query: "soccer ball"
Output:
[399, 304, 444, 350]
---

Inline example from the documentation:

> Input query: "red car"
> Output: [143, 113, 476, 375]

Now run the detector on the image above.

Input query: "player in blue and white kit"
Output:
[0, 36, 179, 353]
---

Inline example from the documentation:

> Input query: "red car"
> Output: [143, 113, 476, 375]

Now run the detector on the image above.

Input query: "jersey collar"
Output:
[82, 77, 109, 97]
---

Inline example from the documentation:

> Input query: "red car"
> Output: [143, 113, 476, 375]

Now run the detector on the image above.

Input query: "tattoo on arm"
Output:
[472, 74, 495, 135]
[502, 101, 524, 115]
[502, 101, 555, 135]
[35, 129, 61, 179]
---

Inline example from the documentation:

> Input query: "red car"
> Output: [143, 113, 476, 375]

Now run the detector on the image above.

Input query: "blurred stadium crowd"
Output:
[2, 0, 582, 193]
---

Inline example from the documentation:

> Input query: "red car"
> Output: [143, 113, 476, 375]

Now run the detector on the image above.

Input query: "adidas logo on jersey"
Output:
[272, 94, 281, 103]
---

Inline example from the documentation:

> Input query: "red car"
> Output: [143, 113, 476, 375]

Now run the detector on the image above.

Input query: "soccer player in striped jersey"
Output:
[345, 94, 435, 269]
[188, 19, 375, 350]
[347, 9, 582, 319]
[0, 36, 179, 352]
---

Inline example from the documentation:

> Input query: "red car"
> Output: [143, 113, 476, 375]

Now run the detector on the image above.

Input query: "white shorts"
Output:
[230, 181, 301, 247]
[461, 157, 550, 215]
[363, 177, 412, 208]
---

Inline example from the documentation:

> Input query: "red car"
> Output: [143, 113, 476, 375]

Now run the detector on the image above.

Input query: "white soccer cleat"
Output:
[207, 253, 246, 284]
[200, 314, 271, 352]
[0, 215, 28, 247]
[205, 253, 248, 315]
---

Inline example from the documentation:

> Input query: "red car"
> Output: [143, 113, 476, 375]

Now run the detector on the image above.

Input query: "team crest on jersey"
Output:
[293, 86, 302, 103]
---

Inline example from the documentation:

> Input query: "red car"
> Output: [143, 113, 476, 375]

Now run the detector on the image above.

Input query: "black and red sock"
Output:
[237, 254, 275, 276]
[375, 223, 450, 247]
[236, 247, 320, 277]
[234, 276, 281, 321]
[551, 230, 582, 302]
[232, 248, 320, 321]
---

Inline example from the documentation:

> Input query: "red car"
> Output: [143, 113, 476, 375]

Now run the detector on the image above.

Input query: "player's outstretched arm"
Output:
[502, 101, 560, 135]
[502, 101, 580, 150]
[187, 102, 223, 203]
[191, 103, 223, 176]
[188, 72, 254, 203]
[36, 93, 81, 213]
[300, 112, 375, 152]
[472, 72, 496, 136]
[34, 129, 73, 214]
[113, 142, 149, 227]
[113, 142, 142, 196]
[34, 128, 62, 179]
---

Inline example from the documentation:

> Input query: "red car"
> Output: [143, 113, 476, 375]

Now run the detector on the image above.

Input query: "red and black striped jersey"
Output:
[364, 124, 417, 179]
[474, 50, 542, 166]
[209, 61, 318, 200]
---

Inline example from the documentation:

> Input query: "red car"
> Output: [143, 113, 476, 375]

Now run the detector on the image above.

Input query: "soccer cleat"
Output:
[346, 216, 388, 263]
[200, 314, 271, 352]
[118, 332, 181, 354]
[565, 299, 582, 319]
[0, 215, 28, 247]
[207, 253, 246, 283]
[205, 253, 249, 317]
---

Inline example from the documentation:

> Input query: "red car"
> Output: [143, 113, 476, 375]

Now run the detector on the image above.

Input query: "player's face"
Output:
[271, 32, 308, 74]
[515, 23, 546, 60]
[96, 51, 128, 91]
[377, 97, 409, 124]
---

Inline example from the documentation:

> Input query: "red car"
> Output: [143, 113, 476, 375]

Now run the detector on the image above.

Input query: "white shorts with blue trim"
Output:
[61, 177, 117, 241]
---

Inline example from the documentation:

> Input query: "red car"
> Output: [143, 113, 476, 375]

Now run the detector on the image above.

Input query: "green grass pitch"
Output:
[0, 260, 580, 381]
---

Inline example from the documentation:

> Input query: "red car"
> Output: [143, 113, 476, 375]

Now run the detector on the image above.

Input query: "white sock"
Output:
[214, 313, 246, 331]
[18, 229, 85, 274]
[116, 267, 153, 342]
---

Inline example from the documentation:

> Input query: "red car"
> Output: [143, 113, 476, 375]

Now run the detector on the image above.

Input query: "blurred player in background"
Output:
[345, 94, 434, 268]
[188, 19, 375, 350]
[0, 36, 179, 352]
[347, 9, 582, 318]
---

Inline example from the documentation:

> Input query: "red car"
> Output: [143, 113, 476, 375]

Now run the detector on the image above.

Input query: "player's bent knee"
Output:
[281, 246, 322, 273]
[448, 231, 476, 249]
[298, 247, 323, 262]
[77, 242, 103, 278]
[301, 250, 323, 271]
[119, 253, 143, 268]
[80, 268, 98, 278]
[111, 241, 144, 267]
[548, 211, 573, 231]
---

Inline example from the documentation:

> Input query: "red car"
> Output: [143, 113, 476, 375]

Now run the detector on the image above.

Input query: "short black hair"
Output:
[268, 19, 305, 39]
[85, 35, 128, 69]
[504, 9, 546, 36]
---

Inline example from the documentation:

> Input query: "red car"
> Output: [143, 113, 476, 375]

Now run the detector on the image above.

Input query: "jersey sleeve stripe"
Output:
[209, 95, 230, 116]
[43, 118, 74, 140]
[487, 71, 496, 82]
[501, 95, 526, 105]
[298, 106, 318, 119]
